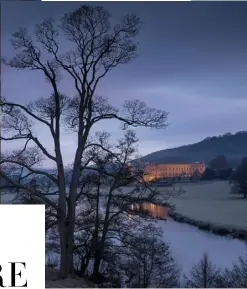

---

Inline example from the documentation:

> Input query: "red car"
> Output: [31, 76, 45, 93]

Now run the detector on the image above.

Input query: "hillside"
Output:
[45, 267, 96, 288]
[142, 131, 247, 168]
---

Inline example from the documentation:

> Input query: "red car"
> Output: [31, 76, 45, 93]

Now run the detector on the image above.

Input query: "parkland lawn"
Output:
[162, 180, 247, 230]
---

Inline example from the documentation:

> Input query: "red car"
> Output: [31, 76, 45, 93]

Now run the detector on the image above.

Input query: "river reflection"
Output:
[129, 202, 169, 219]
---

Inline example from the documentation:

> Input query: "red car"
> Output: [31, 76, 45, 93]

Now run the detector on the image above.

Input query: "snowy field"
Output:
[162, 180, 247, 230]
[3, 181, 247, 230]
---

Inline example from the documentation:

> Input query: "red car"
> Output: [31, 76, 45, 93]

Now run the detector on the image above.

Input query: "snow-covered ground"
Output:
[157, 218, 246, 275]
[160, 180, 247, 230]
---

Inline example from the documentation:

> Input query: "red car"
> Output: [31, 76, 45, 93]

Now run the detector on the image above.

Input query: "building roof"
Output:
[146, 162, 204, 166]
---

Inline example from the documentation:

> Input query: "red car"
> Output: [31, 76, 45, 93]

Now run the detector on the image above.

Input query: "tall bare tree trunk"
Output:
[67, 144, 85, 275]
[56, 144, 68, 278]
[92, 249, 102, 282]
[58, 220, 68, 278]
[92, 193, 111, 281]
[80, 252, 91, 276]
[66, 197, 76, 275]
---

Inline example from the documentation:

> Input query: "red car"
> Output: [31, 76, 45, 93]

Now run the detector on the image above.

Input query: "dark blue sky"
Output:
[2, 2, 247, 166]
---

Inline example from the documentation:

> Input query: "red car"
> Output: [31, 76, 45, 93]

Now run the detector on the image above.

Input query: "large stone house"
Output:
[143, 162, 205, 182]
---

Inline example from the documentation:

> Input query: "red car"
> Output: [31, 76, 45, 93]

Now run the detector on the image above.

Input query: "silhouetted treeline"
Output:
[201, 168, 233, 181]
[142, 131, 247, 168]
[230, 157, 247, 198]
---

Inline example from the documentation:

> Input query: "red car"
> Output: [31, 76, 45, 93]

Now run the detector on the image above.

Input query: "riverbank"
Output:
[168, 209, 247, 240]
[156, 180, 247, 240]
[45, 267, 96, 288]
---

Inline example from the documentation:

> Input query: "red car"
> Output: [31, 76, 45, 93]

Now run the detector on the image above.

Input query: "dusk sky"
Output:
[2, 2, 247, 167]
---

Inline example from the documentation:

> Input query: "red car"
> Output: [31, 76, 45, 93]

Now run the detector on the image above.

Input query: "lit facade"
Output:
[143, 162, 205, 182]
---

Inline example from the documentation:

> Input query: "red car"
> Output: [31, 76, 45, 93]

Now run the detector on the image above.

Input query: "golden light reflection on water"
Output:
[129, 202, 169, 219]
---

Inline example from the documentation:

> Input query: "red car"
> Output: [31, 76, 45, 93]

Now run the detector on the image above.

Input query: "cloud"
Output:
[2, 1, 247, 166]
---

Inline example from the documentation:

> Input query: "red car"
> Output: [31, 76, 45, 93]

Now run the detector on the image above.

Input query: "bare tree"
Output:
[118, 223, 180, 288]
[220, 254, 247, 288]
[209, 155, 228, 171]
[230, 157, 247, 198]
[71, 130, 175, 282]
[44, 130, 177, 284]
[183, 252, 222, 288]
[1, 5, 169, 278]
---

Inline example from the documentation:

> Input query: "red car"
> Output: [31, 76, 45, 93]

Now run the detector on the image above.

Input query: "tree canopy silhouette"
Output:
[1, 5, 169, 278]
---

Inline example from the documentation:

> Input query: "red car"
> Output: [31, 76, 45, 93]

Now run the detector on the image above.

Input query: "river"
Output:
[2, 193, 246, 274]
[131, 202, 246, 274]
[159, 218, 246, 274]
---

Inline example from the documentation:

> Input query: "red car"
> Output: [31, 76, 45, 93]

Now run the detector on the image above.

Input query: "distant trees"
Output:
[220, 254, 247, 287]
[230, 157, 247, 198]
[209, 155, 228, 171]
[223, 132, 232, 137]
[100, 250, 247, 287]
[218, 168, 232, 180]
[201, 155, 232, 181]
[201, 168, 217, 180]
[202, 167, 232, 181]
[183, 253, 222, 288]
[182, 252, 247, 288]
[191, 169, 201, 182]
[143, 131, 247, 168]
[117, 224, 180, 288]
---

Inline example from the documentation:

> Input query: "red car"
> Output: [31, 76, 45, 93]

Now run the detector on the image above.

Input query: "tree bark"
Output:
[66, 197, 76, 276]
[66, 143, 86, 275]
[91, 215, 110, 279]
[80, 254, 91, 276]
[91, 249, 102, 283]
[55, 141, 68, 278]
[58, 220, 68, 279]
